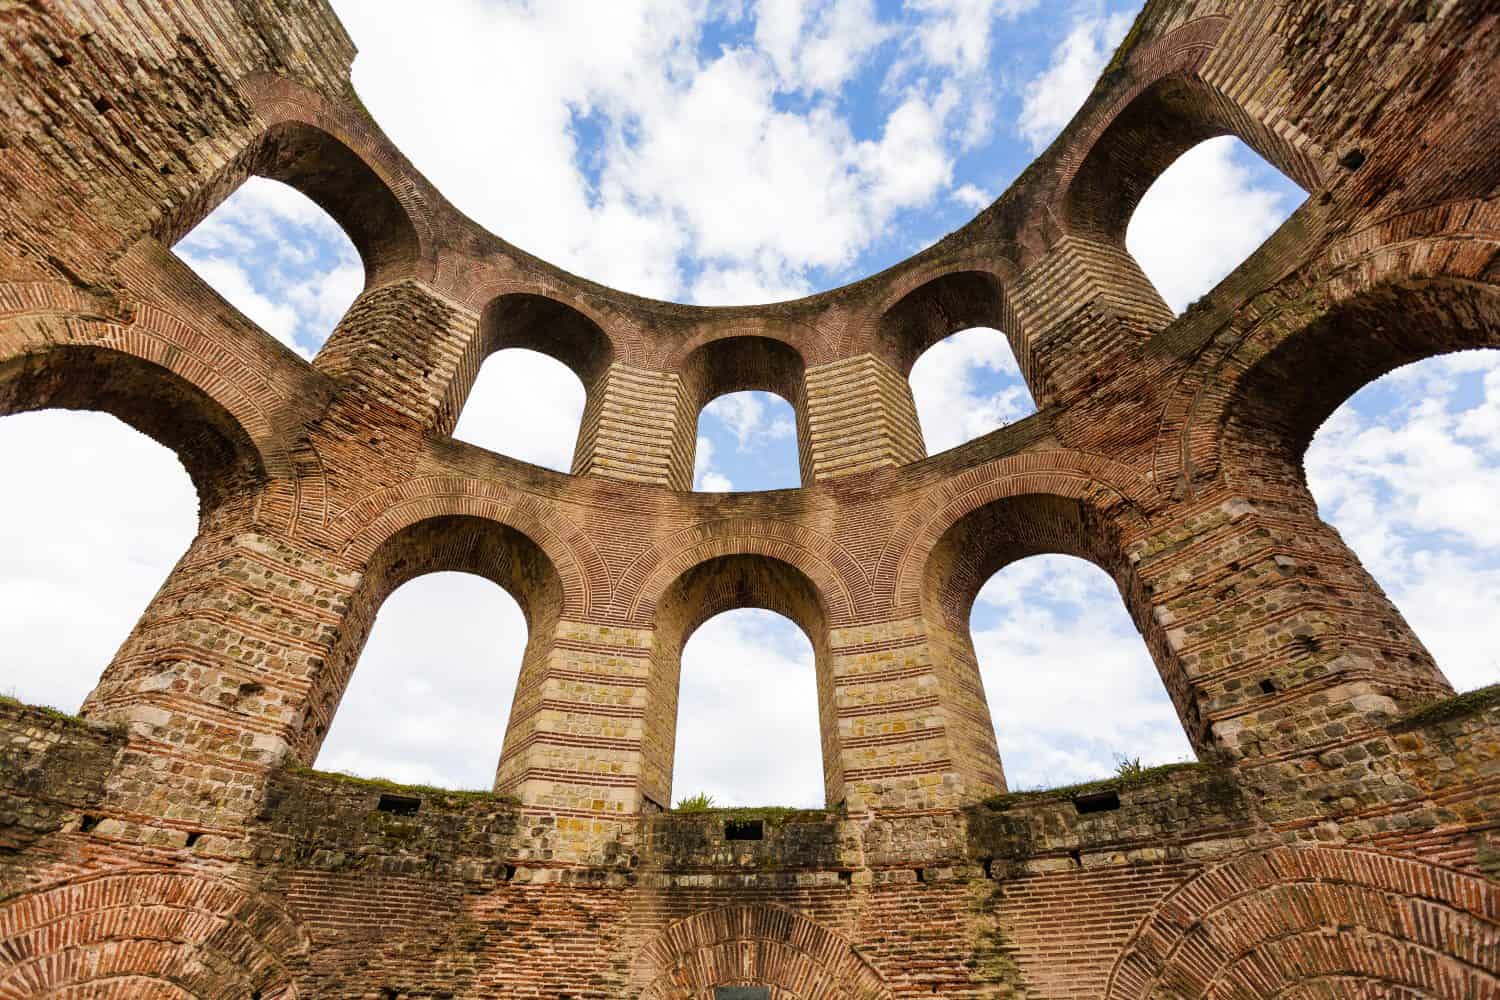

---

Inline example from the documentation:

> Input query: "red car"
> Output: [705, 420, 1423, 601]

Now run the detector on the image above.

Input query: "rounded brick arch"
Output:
[1051, 15, 1323, 248]
[0, 870, 307, 999]
[850, 249, 1022, 376]
[1104, 845, 1500, 999]
[878, 450, 1155, 617]
[0, 305, 287, 513]
[665, 315, 834, 371]
[331, 476, 607, 619]
[1155, 202, 1500, 494]
[214, 72, 433, 288]
[634, 905, 892, 1000]
[610, 517, 867, 627]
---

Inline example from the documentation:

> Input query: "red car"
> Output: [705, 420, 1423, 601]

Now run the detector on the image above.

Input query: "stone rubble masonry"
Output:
[0, 0, 1497, 996]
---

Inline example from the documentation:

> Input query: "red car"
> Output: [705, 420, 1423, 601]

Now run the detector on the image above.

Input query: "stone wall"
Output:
[0, 0, 1497, 995]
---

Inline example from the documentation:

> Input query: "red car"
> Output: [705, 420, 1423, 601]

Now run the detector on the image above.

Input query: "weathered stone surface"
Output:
[1, 0, 1498, 995]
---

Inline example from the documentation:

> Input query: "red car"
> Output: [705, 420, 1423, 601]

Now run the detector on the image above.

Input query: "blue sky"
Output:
[1, 0, 1494, 807]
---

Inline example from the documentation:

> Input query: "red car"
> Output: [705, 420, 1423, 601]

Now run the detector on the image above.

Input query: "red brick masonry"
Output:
[0, 0, 1497, 996]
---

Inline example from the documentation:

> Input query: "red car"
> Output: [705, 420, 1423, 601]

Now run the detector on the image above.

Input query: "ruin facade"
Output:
[1, 0, 1499, 996]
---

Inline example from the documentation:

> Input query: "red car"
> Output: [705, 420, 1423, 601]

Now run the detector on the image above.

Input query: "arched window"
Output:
[679, 337, 809, 491]
[1127, 136, 1304, 312]
[694, 390, 802, 491]
[908, 327, 1035, 454]
[172, 176, 363, 358]
[971, 554, 1194, 788]
[1305, 349, 1500, 694]
[294, 516, 564, 793]
[674, 609, 822, 807]
[454, 349, 587, 472]
[313, 571, 527, 789]
[0, 410, 196, 712]
[920, 493, 1199, 795]
[646, 555, 836, 811]
[449, 293, 614, 471]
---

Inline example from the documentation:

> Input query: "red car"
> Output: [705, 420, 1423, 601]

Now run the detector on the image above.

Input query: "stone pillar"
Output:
[80, 521, 359, 830]
[1132, 491, 1454, 762]
[314, 280, 480, 434]
[494, 620, 655, 833]
[1010, 237, 1174, 406]
[828, 616, 1004, 813]
[571, 363, 692, 489]
[802, 354, 926, 481]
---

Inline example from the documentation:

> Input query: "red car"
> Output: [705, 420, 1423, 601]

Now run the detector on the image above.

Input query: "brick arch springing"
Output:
[435, 290, 619, 460]
[867, 267, 1018, 379]
[912, 481, 1193, 794]
[296, 514, 565, 781]
[0, 870, 307, 999]
[333, 476, 606, 619]
[633, 904, 892, 1000]
[642, 553, 838, 811]
[1104, 845, 1500, 999]
[1155, 206, 1500, 496]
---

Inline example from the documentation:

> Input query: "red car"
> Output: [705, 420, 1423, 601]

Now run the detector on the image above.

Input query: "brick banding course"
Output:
[1, 0, 1498, 996]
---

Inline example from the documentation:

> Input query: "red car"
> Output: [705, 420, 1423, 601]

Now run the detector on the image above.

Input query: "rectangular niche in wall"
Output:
[715, 989, 771, 1000]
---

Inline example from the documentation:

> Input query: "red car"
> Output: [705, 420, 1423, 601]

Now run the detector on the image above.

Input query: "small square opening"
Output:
[724, 819, 763, 841]
[376, 793, 421, 816]
[1073, 790, 1121, 814]
[715, 988, 771, 1000]
[1259, 678, 1277, 694]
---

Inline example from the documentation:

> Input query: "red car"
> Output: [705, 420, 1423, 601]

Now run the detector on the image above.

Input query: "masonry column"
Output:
[493, 619, 656, 851]
[80, 507, 361, 833]
[1131, 488, 1455, 763]
[827, 615, 1006, 813]
[571, 363, 693, 489]
[1009, 237, 1174, 407]
[316, 280, 480, 435]
[802, 355, 926, 481]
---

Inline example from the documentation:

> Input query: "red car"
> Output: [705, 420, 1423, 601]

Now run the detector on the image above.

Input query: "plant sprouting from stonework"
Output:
[675, 792, 715, 811]
[1113, 754, 1146, 779]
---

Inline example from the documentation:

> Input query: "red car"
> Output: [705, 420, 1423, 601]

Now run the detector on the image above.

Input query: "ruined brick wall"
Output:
[0, 0, 1498, 996]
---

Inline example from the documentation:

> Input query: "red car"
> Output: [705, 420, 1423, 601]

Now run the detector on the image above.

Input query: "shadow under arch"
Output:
[871, 269, 1016, 378]
[644, 554, 837, 811]
[158, 117, 423, 291]
[0, 342, 267, 516]
[678, 335, 810, 487]
[1220, 276, 1500, 493]
[633, 904, 892, 1000]
[919, 491, 1199, 792]
[294, 514, 564, 793]
[1061, 70, 1320, 247]
[443, 291, 618, 453]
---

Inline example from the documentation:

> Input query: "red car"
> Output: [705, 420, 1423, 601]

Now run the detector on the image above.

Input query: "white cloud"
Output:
[330, 0, 967, 303]
[952, 182, 991, 210]
[755, 0, 892, 93]
[175, 177, 362, 356]
[0, 412, 197, 712]
[1016, 10, 1132, 151]
[907, 0, 1041, 74]
[1127, 137, 1295, 312]
[909, 326, 1032, 453]
[452, 349, 586, 472]
[693, 434, 735, 491]
[674, 609, 824, 806]
[974, 554, 1194, 789]
[1306, 351, 1500, 693]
